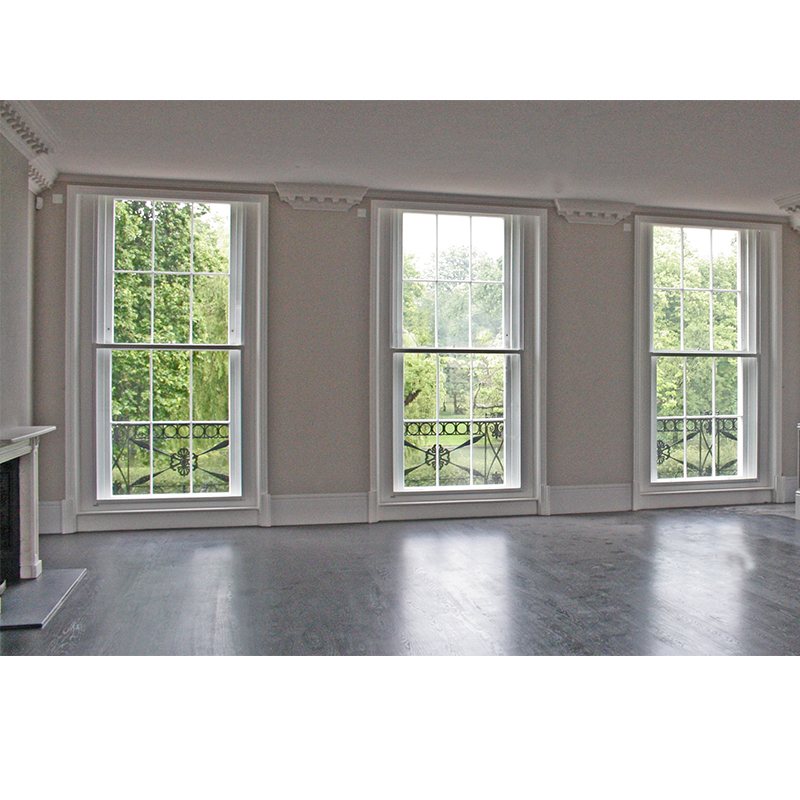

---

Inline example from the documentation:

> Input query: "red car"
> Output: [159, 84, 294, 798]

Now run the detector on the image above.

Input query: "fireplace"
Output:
[1, 458, 21, 593]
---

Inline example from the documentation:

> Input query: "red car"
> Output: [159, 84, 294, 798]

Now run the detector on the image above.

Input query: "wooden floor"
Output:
[2, 503, 799, 656]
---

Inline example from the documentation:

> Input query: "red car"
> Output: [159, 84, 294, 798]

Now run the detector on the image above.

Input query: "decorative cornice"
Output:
[274, 182, 368, 211]
[775, 193, 800, 232]
[0, 100, 58, 194]
[554, 198, 635, 225]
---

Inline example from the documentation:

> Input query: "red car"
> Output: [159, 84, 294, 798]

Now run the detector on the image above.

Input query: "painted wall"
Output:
[0, 137, 34, 430]
[26, 176, 800, 515]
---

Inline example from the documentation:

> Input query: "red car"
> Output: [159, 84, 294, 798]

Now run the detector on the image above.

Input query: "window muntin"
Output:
[649, 224, 754, 481]
[394, 211, 520, 491]
[97, 198, 242, 498]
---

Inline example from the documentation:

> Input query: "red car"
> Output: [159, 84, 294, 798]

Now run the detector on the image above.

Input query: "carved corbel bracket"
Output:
[775, 193, 800, 232]
[0, 101, 59, 194]
[554, 198, 635, 225]
[274, 182, 368, 212]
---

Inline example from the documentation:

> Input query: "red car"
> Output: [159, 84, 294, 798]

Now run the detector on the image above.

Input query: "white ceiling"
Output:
[27, 100, 800, 216]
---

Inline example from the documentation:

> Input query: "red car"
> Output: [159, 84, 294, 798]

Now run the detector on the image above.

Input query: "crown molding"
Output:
[274, 182, 368, 211]
[775, 193, 800, 232]
[554, 198, 635, 225]
[0, 100, 59, 194]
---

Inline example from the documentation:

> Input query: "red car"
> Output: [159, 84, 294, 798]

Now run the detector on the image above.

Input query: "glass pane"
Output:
[402, 213, 436, 280]
[151, 350, 190, 421]
[440, 355, 472, 419]
[193, 424, 230, 492]
[472, 354, 505, 418]
[712, 291, 739, 351]
[712, 229, 739, 290]
[715, 357, 739, 416]
[683, 291, 710, 350]
[112, 424, 151, 495]
[685, 357, 713, 416]
[437, 215, 470, 281]
[193, 203, 230, 273]
[402, 280, 435, 347]
[471, 216, 504, 281]
[403, 426, 437, 488]
[471, 283, 503, 348]
[437, 282, 469, 347]
[193, 274, 229, 344]
[154, 201, 192, 272]
[472, 420, 505, 485]
[438, 421, 472, 487]
[684, 418, 713, 477]
[716, 418, 739, 476]
[656, 418, 685, 479]
[683, 228, 711, 289]
[652, 290, 681, 350]
[652, 226, 682, 288]
[114, 200, 152, 271]
[152, 424, 192, 494]
[153, 274, 191, 343]
[403, 353, 438, 420]
[192, 351, 229, 421]
[112, 350, 150, 421]
[114, 271, 151, 343]
[656, 356, 684, 418]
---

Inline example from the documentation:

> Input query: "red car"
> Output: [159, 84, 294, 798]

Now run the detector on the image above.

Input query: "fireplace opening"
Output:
[0, 458, 21, 594]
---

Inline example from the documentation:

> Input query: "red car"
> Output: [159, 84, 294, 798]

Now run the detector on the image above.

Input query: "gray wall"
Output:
[27, 176, 800, 505]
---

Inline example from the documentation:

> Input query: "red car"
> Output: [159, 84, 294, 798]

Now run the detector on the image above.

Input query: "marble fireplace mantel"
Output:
[0, 426, 56, 579]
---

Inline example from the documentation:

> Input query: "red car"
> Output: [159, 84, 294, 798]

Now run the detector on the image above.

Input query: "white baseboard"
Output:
[39, 501, 70, 534]
[270, 493, 370, 527]
[776, 476, 798, 504]
[544, 484, 633, 515]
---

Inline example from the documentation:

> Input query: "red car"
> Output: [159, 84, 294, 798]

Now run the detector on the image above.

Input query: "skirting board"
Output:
[543, 484, 633, 516]
[270, 493, 369, 526]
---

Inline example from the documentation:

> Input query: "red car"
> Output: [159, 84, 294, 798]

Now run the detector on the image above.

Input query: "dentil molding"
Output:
[0, 100, 58, 194]
[554, 198, 635, 225]
[274, 182, 368, 211]
[775, 193, 800, 232]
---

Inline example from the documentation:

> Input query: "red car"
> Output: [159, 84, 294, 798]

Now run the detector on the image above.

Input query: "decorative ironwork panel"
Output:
[656, 417, 738, 479]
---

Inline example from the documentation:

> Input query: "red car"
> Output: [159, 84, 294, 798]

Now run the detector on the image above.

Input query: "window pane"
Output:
[716, 418, 738, 476]
[112, 424, 151, 494]
[403, 213, 436, 280]
[403, 353, 438, 420]
[151, 350, 190, 421]
[154, 202, 192, 272]
[114, 271, 151, 343]
[471, 283, 503, 348]
[402, 280, 435, 347]
[114, 200, 152, 271]
[656, 356, 684, 418]
[438, 421, 472, 487]
[712, 229, 738, 290]
[685, 357, 713, 416]
[712, 292, 739, 350]
[112, 350, 150, 421]
[192, 351, 229, 421]
[437, 215, 470, 281]
[440, 354, 471, 419]
[403, 426, 438, 487]
[652, 290, 681, 350]
[685, 418, 713, 477]
[652, 226, 682, 288]
[683, 291, 710, 350]
[473, 420, 505, 485]
[153, 274, 191, 343]
[193, 274, 229, 344]
[193, 204, 230, 273]
[473, 354, 505, 419]
[656, 419, 685, 479]
[683, 228, 711, 289]
[193, 424, 230, 492]
[715, 357, 739, 415]
[437, 282, 470, 347]
[471, 216, 504, 281]
[152, 424, 192, 493]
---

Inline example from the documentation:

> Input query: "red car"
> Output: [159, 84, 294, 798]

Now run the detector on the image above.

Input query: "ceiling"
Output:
[26, 100, 800, 217]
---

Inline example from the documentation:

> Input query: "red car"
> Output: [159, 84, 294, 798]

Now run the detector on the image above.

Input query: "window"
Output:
[634, 216, 781, 507]
[67, 186, 267, 529]
[371, 201, 545, 519]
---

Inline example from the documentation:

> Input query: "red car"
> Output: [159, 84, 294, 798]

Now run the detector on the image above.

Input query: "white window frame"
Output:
[66, 185, 269, 531]
[370, 199, 546, 521]
[633, 215, 782, 509]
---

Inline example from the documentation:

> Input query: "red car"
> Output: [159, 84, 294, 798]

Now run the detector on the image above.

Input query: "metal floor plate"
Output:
[0, 569, 86, 629]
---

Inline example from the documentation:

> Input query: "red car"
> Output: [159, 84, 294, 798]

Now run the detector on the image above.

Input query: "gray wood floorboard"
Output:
[2, 504, 799, 655]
